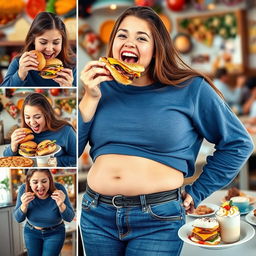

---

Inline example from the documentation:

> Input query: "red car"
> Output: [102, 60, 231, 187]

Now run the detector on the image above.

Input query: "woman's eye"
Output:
[117, 34, 127, 39]
[138, 37, 147, 41]
[40, 42, 47, 45]
[53, 42, 60, 45]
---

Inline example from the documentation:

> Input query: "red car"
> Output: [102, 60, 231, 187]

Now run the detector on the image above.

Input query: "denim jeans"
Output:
[24, 222, 66, 256]
[80, 190, 186, 256]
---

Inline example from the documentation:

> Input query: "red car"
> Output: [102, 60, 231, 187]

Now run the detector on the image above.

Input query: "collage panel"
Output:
[0, 88, 77, 167]
[0, 1, 76, 87]
[0, 169, 77, 256]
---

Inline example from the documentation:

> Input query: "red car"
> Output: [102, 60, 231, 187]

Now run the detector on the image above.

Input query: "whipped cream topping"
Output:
[193, 217, 219, 229]
[216, 205, 239, 217]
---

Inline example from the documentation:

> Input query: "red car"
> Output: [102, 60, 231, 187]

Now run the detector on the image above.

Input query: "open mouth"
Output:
[121, 51, 138, 63]
[36, 189, 45, 197]
[31, 125, 40, 133]
[43, 53, 55, 59]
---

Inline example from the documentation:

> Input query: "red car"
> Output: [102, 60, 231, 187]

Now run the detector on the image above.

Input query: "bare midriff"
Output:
[87, 154, 184, 196]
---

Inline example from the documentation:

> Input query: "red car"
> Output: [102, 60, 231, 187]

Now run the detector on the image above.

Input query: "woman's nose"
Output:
[46, 43, 53, 51]
[124, 41, 136, 48]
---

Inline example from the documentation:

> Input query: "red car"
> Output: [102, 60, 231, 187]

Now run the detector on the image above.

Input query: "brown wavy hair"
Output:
[106, 6, 222, 97]
[25, 169, 56, 194]
[21, 92, 72, 131]
[21, 12, 75, 68]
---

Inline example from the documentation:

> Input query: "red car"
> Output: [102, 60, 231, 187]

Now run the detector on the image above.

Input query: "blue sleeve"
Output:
[56, 183, 75, 222]
[13, 184, 26, 223]
[185, 79, 254, 207]
[56, 126, 76, 167]
[78, 110, 94, 157]
[3, 145, 17, 156]
[0, 58, 26, 87]
[72, 67, 77, 87]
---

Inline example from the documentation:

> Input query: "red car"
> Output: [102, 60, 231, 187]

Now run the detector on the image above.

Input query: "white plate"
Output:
[188, 203, 219, 218]
[245, 210, 256, 226]
[25, 145, 61, 159]
[178, 221, 255, 250]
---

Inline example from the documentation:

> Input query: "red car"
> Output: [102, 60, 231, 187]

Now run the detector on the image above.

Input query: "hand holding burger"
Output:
[11, 128, 34, 153]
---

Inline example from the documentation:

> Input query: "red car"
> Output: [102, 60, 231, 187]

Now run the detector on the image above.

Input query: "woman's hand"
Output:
[51, 189, 66, 208]
[18, 51, 39, 81]
[80, 60, 113, 99]
[182, 191, 195, 214]
[10, 129, 27, 153]
[53, 68, 74, 87]
[20, 192, 35, 213]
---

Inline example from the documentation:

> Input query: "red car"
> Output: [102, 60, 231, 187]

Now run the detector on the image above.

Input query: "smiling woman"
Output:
[13, 169, 75, 256]
[0, 12, 76, 87]
[3, 92, 77, 167]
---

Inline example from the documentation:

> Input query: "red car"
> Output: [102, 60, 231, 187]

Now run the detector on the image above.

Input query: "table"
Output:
[180, 190, 256, 256]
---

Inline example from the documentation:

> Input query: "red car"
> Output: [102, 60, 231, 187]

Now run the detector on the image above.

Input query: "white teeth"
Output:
[122, 52, 137, 57]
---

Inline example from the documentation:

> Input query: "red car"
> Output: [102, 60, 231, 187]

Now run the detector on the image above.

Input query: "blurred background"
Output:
[0, 169, 77, 256]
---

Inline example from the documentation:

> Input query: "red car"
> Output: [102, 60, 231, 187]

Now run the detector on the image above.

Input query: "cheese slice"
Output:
[192, 228, 218, 240]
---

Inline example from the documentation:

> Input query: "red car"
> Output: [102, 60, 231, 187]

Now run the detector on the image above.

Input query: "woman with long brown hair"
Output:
[1, 12, 76, 87]
[78, 6, 253, 256]
[4, 92, 76, 166]
[14, 169, 75, 256]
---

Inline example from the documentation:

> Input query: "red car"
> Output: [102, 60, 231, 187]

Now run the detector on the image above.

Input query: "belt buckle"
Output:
[112, 195, 123, 208]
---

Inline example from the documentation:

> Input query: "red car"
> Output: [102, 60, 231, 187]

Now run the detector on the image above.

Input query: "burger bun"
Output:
[37, 140, 57, 156]
[17, 128, 34, 144]
[29, 50, 46, 71]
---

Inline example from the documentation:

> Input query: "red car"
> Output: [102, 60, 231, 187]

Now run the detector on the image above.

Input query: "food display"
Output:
[188, 217, 221, 245]
[224, 187, 256, 204]
[5, 102, 19, 119]
[215, 201, 240, 243]
[194, 205, 214, 215]
[0, 0, 24, 27]
[99, 57, 145, 85]
[0, 156, 34, 167]
[55, 98, 76, 113]
[19, 141, 37, 157]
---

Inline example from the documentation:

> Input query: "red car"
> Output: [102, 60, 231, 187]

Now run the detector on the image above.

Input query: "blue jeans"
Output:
[24, 222, 66, 256]
[80, 190, 186, 256]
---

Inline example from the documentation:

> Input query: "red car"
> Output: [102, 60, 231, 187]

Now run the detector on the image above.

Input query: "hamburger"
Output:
[40, 58, 63, 79]
[18, 128, 34, 144]
[19, 141, 37, 157]
[99, 57, 145, 85]
[189, 217, 221, 245]
[29, 50, 46, 71]
[36, 140, 57, 156]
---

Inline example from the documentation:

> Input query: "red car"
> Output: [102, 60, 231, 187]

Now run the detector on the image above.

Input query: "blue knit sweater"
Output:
[14, 183, 75, 227]
[4, 125, 76, 167]
[0, 57, 76, 87]
[78, 77, 254, 207]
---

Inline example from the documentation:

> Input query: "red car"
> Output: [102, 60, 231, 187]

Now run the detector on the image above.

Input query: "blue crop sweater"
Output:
[78, 77, 254, 207]
[4, 125, 76, 167]
[14, 183, 75, 227]
[0, 57, 77, 87]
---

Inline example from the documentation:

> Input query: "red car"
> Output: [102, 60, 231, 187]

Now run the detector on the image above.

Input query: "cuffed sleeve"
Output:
[185, 79, 254, 207]
[3, 145, 17, 156]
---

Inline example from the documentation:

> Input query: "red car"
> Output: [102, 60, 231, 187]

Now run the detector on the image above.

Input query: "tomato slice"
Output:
[26, 0, 46, 19]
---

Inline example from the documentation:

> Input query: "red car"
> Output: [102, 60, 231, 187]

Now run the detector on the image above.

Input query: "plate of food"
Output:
[222, 187, 256, 205]
[0, 156, 34, 167]
[245, 209, 256, 226]
[188, 203, 219, 218]
[178, 219, 255, 249]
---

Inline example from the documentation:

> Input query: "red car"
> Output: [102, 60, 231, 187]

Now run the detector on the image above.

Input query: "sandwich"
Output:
[29, 50, 46, 71]
[36, 140, 57, 156]
[99, 57, 145, 85]
[40, 58, 63, 79]
[19, 141, 37, 157]
[17, 128, 34, 144]
[189, 217, 221, 245]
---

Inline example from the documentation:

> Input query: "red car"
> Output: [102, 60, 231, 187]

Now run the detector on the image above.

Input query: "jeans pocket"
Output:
[147, 200, 183, 221]
[81, 192, 95, 212]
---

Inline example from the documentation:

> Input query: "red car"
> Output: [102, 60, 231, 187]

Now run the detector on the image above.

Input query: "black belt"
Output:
[86, 186, 179, 208]
[27, 221, 64, 231]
